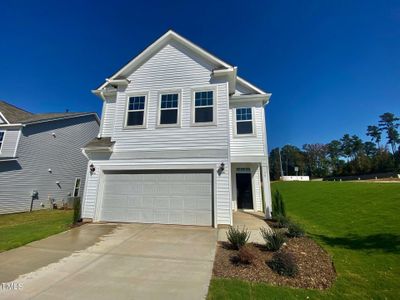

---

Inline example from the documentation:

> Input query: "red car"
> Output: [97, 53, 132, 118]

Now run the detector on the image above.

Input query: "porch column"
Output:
[261, 160, 272, 218]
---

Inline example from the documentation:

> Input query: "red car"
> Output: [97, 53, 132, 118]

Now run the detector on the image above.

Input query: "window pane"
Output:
[129, 96, 145, 110]
[236, 108, 252, 121]
[195, 107, 213, 123]
[75, 178, 81, 189]
[127, 111, 144, 126]
[237, 121, 253, 134]
[0, 132, 4, 142]
[195, 91, 213, 106]
[161, 94, 178, 108]
[160, 109, 178, 124]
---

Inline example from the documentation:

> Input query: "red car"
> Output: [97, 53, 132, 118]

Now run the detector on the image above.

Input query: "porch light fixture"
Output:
[90, 164, 96, 173]
[220, 162, 225, 171]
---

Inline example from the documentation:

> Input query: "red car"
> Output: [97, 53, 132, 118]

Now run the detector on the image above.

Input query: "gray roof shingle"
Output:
[0, 101, 33, 123]
[0, 101, 98, 125]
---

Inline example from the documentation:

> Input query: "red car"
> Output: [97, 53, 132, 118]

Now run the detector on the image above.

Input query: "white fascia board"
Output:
[106, 78, 130, 85]
[236, 76, 268, 95]
[0, 123, 24, 129]
[95, 30, 233, 91]
[92, 87, 118, 101]
[230, 94, 271, 105]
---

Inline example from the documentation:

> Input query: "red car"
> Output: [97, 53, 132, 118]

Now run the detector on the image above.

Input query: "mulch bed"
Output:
[213, 237, 336, 290]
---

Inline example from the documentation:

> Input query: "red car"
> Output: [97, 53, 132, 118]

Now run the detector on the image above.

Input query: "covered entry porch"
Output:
[231, 160, 271, 217]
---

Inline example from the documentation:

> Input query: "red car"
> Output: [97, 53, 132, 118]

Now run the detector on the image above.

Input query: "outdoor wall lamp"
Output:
[217, 162, 225, 176]
[90, 164, 96, 173]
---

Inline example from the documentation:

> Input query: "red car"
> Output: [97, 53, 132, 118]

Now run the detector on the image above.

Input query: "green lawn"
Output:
[0, 209, 74, 252]
[209, 182, 400, 299]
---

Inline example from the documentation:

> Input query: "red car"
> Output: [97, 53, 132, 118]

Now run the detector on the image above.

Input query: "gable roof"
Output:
[0, 101, 99, 125]
[93, 30, 270, 99]
[0, 101, 33, 123]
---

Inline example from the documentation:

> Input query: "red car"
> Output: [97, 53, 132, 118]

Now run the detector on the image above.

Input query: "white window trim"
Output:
[156, 89, 182, 128]
[233, 107, 256, 137]
[0, 130, 5, 154]
[191, 86, 217, 127]
[124, 92, 149, 129]
[73, 177, 81, 197]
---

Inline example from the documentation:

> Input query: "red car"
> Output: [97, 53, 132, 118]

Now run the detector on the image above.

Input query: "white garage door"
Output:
[100, 171, 213, 226]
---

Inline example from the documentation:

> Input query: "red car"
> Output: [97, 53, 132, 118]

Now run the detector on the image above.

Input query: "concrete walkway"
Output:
[0, 223, 217, 300]
[218, 211, 271, 244]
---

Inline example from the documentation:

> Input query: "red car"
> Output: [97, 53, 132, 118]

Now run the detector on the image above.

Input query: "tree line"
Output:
[269, 112, 400, 180]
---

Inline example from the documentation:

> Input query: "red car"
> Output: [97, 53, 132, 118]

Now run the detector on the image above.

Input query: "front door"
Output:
[236, 173, 253, 209]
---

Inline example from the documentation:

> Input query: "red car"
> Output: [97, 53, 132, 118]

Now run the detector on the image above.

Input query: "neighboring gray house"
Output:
[0, 101, 99, 214]
[82, 30, 272, 227]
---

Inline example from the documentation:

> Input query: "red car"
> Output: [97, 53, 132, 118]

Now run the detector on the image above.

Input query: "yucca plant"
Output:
[286, 222, 305, 238]
[226, 226, 250, 250]
[260, 227, 286, 251]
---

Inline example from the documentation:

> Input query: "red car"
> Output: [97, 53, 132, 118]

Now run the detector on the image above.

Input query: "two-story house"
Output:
[82, 30, 272, 227]
[0, 101, 99, 214]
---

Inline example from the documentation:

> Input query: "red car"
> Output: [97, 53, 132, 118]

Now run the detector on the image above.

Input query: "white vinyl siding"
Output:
[230, 104, 266, 157]
[83, 40, 237, 225]
[111, 40, 229, 155]
[100, 98, 116, 137]
[82, 159, 232, 225]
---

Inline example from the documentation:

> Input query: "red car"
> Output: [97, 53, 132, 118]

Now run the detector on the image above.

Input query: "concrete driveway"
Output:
[0, 223, 217, 300]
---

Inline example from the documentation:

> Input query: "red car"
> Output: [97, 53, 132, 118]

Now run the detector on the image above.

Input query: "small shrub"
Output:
[275, 215, 291, 228]
[287, 222, 305, 238]
[267, 251, 298, 277]
[260, 227, 286, 251]
[235, 245, 256, 265]
[272, 190, 286, 218]
[73, 197, 81, 224]
[226, 226, 250, 250]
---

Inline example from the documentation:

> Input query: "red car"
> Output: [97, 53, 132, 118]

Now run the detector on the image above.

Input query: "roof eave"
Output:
[95, 30, 233, 91]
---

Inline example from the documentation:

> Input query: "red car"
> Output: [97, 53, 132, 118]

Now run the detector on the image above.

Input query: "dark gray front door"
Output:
[236, 173, 253, 209]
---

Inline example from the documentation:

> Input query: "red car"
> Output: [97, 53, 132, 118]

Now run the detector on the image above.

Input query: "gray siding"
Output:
[0, 115, 99, 214]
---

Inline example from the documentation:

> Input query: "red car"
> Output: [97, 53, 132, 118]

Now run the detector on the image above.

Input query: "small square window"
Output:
[236, 108, 253, 135]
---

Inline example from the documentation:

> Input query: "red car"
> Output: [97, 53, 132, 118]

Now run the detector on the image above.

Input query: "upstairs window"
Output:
[0, 131, 4, 152]
[236, 108, 253, 135]
[159, 93, 179, 125]
[194, 91, 214, 123]
[126, 96, 146, 127]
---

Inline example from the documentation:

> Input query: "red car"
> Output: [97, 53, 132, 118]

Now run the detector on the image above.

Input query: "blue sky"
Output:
[0, 0, 399, 149]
